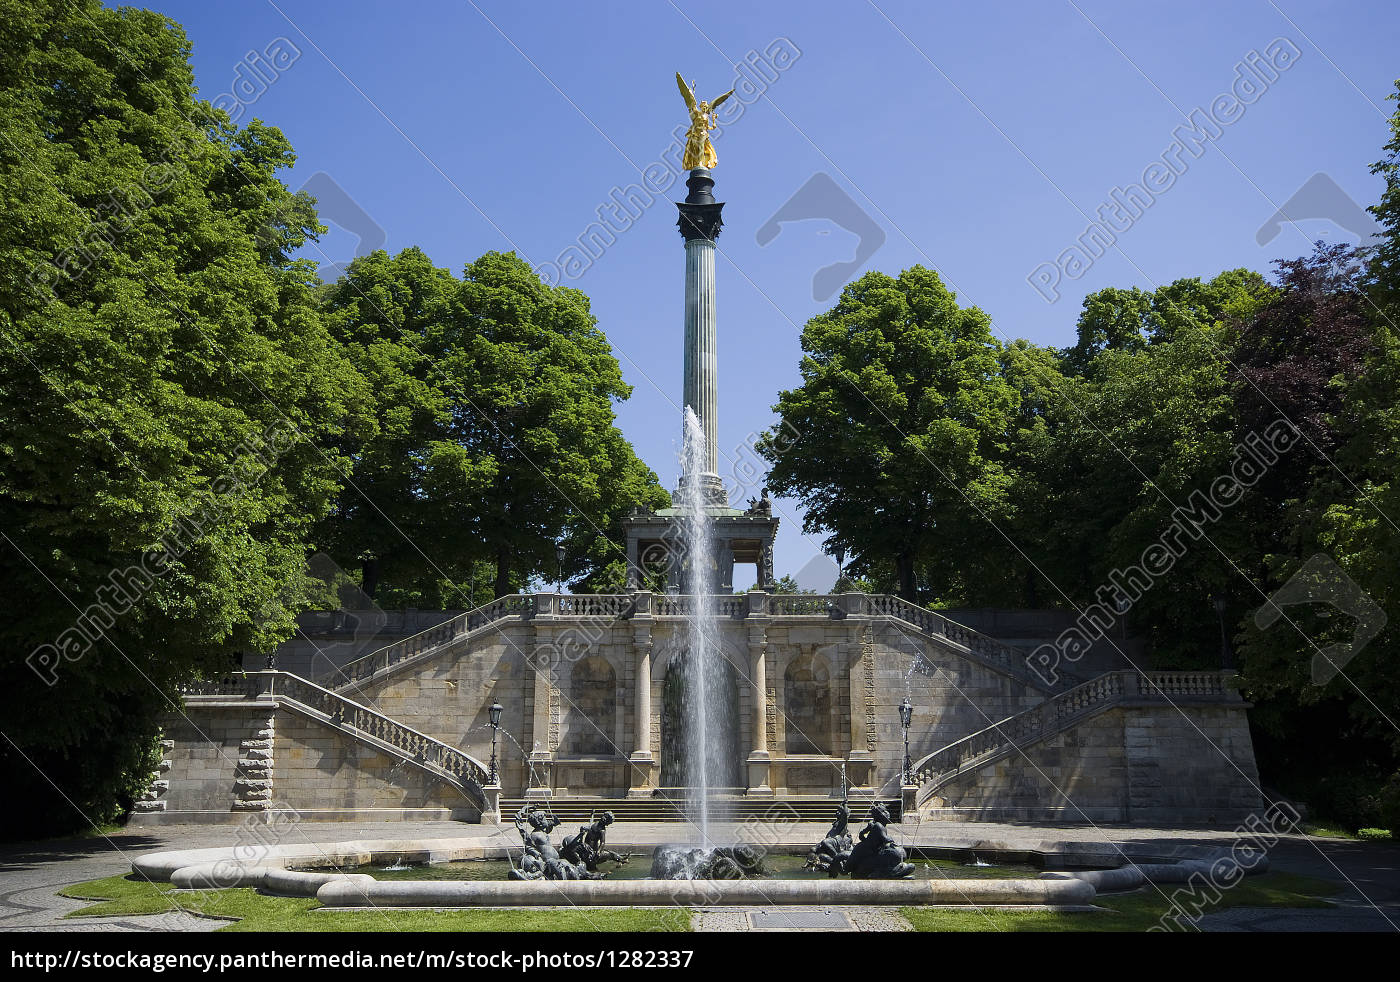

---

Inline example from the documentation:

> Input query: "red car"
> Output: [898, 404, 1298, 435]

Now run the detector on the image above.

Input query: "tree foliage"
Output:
[0, 0, 364, 835]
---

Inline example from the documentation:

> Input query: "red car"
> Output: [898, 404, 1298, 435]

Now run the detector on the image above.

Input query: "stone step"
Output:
[498, 796, 902, 824]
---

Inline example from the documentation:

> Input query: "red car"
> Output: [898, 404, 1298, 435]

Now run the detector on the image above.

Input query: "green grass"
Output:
[1302, 821, 1358, 839]
[59, 875, 688, 932]
[900, 871, 1342, 932]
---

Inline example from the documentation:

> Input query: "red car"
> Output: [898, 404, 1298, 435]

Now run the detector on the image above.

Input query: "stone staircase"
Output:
[180, 670, 492, 811]
[498, 795, 902, 825]
[314, 591, 1073, 695]
[911, 670, 1237, 807]
[315, 594, 539, 691]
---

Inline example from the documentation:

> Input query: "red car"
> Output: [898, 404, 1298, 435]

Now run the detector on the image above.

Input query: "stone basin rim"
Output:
[130, 834, 1265, 905]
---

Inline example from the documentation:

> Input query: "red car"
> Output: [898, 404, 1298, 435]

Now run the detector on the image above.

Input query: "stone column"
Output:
[677, 168, 725, 503]
[526, 626, 554, 799]
[683, 236, 718, 475]
[628, 604, 657, 797]
[745, 620, 773, 796]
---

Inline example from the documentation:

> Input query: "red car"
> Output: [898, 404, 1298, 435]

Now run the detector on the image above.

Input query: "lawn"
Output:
[59, 875, 688, 932]
[900, 871, 1342, 932]
[60, 869, 1341, 932]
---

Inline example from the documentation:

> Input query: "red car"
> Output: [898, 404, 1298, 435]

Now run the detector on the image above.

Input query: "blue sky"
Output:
[149, 0, 1399, 588]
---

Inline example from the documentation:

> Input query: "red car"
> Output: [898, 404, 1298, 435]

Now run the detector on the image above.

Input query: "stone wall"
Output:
[144, 601, 1261, 825]
[273, 708, 468, 819]
[155, 703, 273, 817]
[932, 704, 1262, 823]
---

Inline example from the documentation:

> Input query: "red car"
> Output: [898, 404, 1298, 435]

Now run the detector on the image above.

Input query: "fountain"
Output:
[679, 406, 721, 847]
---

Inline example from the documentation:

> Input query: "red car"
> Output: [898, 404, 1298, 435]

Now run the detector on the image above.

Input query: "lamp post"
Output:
[1213, 596, 1236, 671]
[898, 697, 914, 785]
[833, 545, 846, 589]
[555, 542, 566, 594]
[488, 699, 503, 785]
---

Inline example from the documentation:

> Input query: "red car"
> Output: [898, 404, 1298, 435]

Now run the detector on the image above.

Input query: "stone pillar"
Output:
[625, 533, 640, 590]
[846, 635, 874, 790]
[527, 632, 554, 799]
[677, 168, 725, 503]
[628, 618, 656, 797]
[717, 538, 735, 594]
[683, 236, 718, 476]
[746, 621, 773, 796]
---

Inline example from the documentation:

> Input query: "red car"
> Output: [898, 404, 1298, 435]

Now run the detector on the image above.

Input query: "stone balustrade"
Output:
[182, 669, 491, 809]
[910, 669, 1240, 800]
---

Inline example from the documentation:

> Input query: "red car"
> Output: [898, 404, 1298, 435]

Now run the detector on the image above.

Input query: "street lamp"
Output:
[898, 697, 914, 786]
[488, 699, 504, 785]
[555, 542, 566, 594]
[833, 545, 846, 589]
[1212, 596, 1236, 671]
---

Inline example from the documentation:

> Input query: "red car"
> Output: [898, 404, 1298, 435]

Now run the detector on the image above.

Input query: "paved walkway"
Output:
[1, 821, 1396, 932]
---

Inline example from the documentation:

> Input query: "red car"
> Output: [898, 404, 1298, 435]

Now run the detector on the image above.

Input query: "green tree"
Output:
[758, 267, 1021, 601]
[0, 0, 364, 835]
[318, 248, 667, 601]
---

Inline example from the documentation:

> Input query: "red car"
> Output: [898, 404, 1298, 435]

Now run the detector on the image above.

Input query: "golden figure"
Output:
[676, 73, 734, 170]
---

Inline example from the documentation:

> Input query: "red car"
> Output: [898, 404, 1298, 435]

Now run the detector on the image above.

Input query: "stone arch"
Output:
[783, 650, 833, 755]
[566, 655, 617, 757]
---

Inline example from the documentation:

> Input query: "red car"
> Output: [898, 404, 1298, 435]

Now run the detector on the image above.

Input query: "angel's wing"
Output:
[676, 73, 697, 111]
[709, 87, 735, 111]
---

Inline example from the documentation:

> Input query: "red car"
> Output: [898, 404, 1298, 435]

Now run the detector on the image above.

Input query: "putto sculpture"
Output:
[804, 803, 853, 874]
[676, 73, 734, 170]
[507, 804, 605, 881]
[816, 802, 915, 879]
[559, 810, 631, 872]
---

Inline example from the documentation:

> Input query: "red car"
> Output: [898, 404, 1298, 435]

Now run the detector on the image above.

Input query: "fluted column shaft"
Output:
[683, 236, 719, 476]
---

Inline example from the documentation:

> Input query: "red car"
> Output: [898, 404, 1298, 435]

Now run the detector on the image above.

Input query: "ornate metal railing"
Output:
[911, 670, 1237, 803]
[318, 594, 536, 688]
[185, 671, 489, 808]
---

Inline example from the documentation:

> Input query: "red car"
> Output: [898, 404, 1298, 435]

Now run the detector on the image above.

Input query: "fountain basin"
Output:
[313, 876, 1096, 908]
[131, 835, 1266, 907]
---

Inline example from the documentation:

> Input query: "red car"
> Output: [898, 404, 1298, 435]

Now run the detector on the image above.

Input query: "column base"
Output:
[481, 785, 503, 825]
[746, 752, 772, 795]
[627, 753, 656, 798]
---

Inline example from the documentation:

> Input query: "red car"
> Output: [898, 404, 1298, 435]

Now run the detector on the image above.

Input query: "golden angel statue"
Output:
[677, 73, 735, 170]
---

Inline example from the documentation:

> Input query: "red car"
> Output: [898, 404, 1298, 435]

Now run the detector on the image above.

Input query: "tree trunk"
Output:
[493, 545, 512, 598]
[896, 551, 917, 602]
[361, 556, 381, 600]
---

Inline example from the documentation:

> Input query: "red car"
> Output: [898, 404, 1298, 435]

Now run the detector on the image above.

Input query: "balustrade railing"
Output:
[177, 675, 263, 698]
[911, 670, 1234, 797]
[318, 594, 536, 688]
[183, 671, 489, 804]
